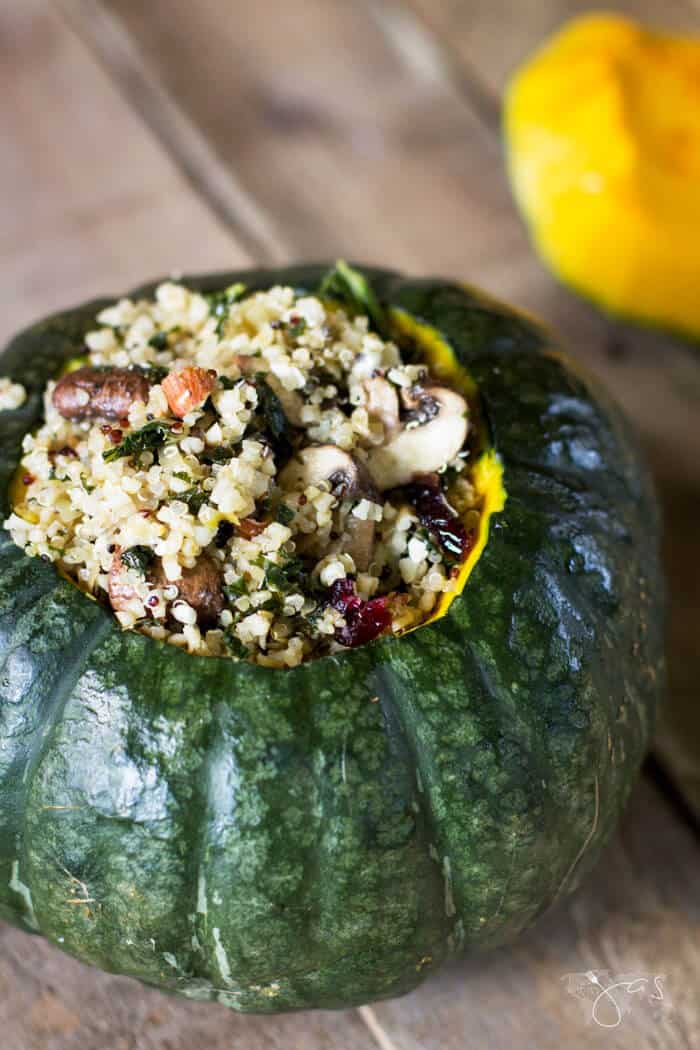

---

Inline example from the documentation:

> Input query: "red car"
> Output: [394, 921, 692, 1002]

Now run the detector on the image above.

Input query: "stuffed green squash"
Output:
[0, 263, 663, 1011]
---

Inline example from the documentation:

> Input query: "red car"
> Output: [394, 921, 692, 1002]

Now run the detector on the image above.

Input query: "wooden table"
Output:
[1, 2, 699, 1046]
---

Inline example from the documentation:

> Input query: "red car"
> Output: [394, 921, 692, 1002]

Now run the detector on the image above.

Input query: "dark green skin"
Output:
[0, 266, 663, 1011]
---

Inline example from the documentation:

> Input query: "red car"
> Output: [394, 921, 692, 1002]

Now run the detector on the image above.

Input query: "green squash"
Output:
[0, 266, 663, 1011]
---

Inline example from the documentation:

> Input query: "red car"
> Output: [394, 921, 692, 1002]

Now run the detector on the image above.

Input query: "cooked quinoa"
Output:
[5, 263, 482, 667]
[0, 377, 26, 411]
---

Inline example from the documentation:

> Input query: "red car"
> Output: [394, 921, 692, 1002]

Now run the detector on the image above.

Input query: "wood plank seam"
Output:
[55, 0, 290, 265]
[358, 1005, 404, 1050]
[368, 0, 502, 137]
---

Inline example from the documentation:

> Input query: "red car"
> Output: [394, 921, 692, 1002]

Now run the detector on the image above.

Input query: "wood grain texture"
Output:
[1, 0, 699, 1045]
[0, 0, 243, 346]
[367, 780, 700, 1050]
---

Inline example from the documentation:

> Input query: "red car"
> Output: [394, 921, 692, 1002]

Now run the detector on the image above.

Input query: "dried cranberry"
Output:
[57, 445, 78, 458]
[147, 595, 159, 608]
[329, 578, 391, 648]
[22, 473, 34, 486]
[404, 475, 470, 559]
[100, 425, 122, 445]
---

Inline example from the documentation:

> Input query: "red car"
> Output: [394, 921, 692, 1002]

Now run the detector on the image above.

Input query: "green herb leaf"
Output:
[200, 446, 235, 465]
[254, 374, 293, 459]
[318, 260, 388, 337]
[134, 362, 169, 383]
[147, 332, 169, 351]
[206, 283, 247, 337]
[264, 555, 304, 594]
[121, 545, 155, 575]
[275, 503, 295, 526]
[102, 420, 172, 463]
[173, 486, 207, 516]
[224, 578, 248, 601]
[286, 316, 307, 340]
[223, 631, 248, 659]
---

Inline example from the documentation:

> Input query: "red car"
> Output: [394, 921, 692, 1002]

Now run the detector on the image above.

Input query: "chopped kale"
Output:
[317, 261, 389, 337]
[259, 593, 284, 613]
[173, 486, 207, 516]
[206, 283, 247, 337]
[275, 503, 295, 526]
[147, 332, 169, 351]
[224, 577, 248, 601]
[264, 555, 304, 594]
[223, 631, 248, 659]
[121, 545, 155, 575]
[102, 420, 172, 463]
[133, 362, 169, 383]
[218, 375, 238, 390]
[200, 446, 235, 465]
[254, 373, 293, 460]
[286, 316, 307, 340]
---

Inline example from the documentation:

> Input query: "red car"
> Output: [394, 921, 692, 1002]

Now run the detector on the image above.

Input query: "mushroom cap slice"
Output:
[279, 445, 375, 499]
[278, 446, 378, 572]
[367, 386, 468, 489]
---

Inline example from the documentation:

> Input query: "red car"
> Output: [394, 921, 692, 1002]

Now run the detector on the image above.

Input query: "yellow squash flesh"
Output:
[505, 14, 700, 338]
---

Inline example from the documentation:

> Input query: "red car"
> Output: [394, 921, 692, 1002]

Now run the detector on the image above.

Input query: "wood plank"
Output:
[0, 0, 244, 346]
[367, 779, 700, 1050]
[2, 0, 697, 1044]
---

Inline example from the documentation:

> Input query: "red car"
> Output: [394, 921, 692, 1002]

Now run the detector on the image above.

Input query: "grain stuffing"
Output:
[5, 263, 482, 666]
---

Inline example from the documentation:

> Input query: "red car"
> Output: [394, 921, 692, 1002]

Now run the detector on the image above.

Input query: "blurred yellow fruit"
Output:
[505, 13, 700, 338]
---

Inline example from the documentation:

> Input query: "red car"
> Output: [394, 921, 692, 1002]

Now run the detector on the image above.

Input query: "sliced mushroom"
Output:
[152, 556, 224, 628]
[366, 384, 468, 490]
[279, 446, 378, 571]
[362, 376, 400, 437]
[109, 548, 224, 627]
[278, 446, 371, 498]
[53, 366, 150, 421]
